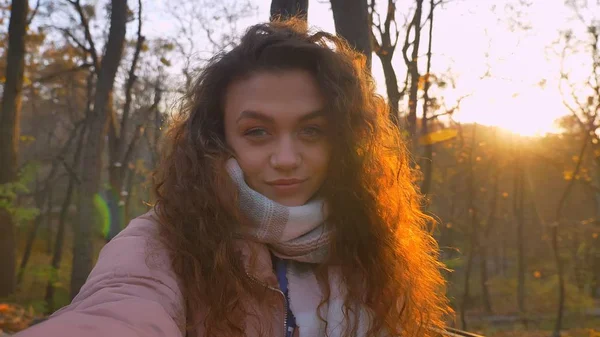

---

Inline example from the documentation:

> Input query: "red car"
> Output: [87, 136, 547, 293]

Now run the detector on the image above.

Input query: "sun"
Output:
[453, 80, 567, 137]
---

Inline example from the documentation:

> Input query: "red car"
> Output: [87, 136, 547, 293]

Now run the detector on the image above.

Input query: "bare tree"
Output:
[513, 139, 527, 320]
[106, 0, 146, 241]
[561, 0, 600, 300]
[459, 123, 479, 331]
[550, 135, 589, 337]
[70, 0, 128, 298]
[0, 0, 29, 298]
[16, 122, 83, 284]
[46, 121, 87, 313]
[369, 0, 402, 126]
[402, 0, 424, 143]
[167, 0, 256, 92]
[330, 0, 372, 68]
[419, 0, 439, 197]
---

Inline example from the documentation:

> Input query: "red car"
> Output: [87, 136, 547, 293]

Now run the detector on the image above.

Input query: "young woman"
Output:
[15, 19, 450, 337]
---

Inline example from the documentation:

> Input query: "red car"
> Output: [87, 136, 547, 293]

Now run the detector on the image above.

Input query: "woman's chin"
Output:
[267, 193, 310, 207]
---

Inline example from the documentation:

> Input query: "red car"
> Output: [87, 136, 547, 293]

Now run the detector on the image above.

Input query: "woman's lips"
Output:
[266, 178, 307, 194]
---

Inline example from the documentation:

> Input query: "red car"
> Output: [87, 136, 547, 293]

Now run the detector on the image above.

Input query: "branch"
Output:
[27, 63, 92, 87]
[59, 28, 90, 54]
[119, 0, 145, 154]
[427, 93, 471, 120]
[121, 84, 162, 179]
[529, 146, 600, 197]
[399, 70, 410, 100]
[200, 20, 224, 51]
[578, 179, 600, 194]
[36, 120, 86, 198]
[555, 135, 589, 221]
[383, 0, 395, 42]
[370, 0, 385, 45]
[392, 17, 400, 49]
[401, 8, 415, 67]
[26, 0, 41, 26]
[60, 158, 82, 185]
[67, 0, 99, 70]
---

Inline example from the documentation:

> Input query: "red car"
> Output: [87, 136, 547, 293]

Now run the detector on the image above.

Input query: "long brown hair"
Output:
[153, 19, 450, 336]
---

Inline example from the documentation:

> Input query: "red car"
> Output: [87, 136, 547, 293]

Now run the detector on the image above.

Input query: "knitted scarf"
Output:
[226, 159, 373, 337]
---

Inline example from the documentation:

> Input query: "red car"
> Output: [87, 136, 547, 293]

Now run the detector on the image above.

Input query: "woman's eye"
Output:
[300, 126, 323, 138]
[244, 128, 269, 137]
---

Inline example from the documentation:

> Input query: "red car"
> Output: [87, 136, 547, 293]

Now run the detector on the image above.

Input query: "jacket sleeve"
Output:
[13, 212, 186, 337]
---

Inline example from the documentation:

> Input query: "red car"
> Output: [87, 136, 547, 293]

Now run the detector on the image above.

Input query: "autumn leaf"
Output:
[563, 171, 573, 181]
[159, 57, 171, 67]
[161, 43, 175, 51]
[418, 74, 429, 90]
[19, 135, 35, 144]
[418, 128, 458, 145]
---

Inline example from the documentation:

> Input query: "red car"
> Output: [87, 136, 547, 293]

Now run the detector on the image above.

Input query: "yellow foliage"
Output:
[159, 57, 171, 67]
[418, 128, 458, 145]
[19, 135, 35, 145]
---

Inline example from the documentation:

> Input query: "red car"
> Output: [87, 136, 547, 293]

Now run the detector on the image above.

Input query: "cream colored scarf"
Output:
[226, 159, 374, 337]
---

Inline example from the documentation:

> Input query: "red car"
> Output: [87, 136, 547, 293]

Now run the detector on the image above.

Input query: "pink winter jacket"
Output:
[13, 211, 291, 337]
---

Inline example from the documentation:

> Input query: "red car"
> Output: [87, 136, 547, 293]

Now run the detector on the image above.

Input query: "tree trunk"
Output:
[330, 0, 372, 68]
[106, 0, 144, 241]
[403, 0, 423, 144]
[270, 0, 308, 21]
[70, 0, 128, 299]
[17, 208, 42, 285]
[513, 143, 526, 317]
[369, 0, 400, 126]
[460, 124, 478, 331]
[17, 122, 81, 284]
[419, 0, 434, 198]
[46, 123, 86, 313]
[123, 167, 136, 224]
[45, 186, 54, 254]
[0, 0, 29, 298]
[550, 136, 588, 337]
[480, 131, 499, 315]
[380, 55, 400, 125]
[591, 154, 600, 298]
[16, 174, 41, 286]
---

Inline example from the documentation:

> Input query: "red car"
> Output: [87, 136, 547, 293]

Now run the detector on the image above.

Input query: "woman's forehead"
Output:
[224, 70, 325, 123]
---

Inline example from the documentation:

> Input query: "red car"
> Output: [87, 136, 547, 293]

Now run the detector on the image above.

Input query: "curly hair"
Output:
[153, 18, 451, 337]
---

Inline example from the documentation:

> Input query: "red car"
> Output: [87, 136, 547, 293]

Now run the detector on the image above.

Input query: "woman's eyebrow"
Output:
[236, 110, 275, 123]
[298, 110, 326, 122]
[237, 109, 325, 123]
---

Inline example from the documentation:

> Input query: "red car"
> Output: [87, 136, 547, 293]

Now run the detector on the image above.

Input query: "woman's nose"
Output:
[270, 135, 301, 170]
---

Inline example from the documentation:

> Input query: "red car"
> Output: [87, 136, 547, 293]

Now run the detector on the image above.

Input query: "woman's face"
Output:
[224, 70, 331, 207]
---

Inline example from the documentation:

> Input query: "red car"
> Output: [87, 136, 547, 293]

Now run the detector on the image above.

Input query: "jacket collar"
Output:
[235, 239, 279, 289]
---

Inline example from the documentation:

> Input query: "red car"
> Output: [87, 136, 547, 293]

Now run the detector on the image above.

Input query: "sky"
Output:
[143, 0, 595, 136]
